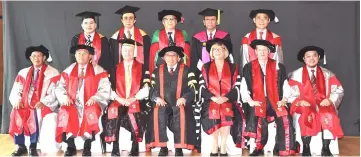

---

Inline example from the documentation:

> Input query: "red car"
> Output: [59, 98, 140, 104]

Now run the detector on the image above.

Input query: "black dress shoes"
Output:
[11, 145, 28, 157]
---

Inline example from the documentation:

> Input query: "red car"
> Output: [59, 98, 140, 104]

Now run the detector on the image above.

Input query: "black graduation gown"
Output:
[198, 61, 245, 146]
[69, 33, 112, 74]
[190, 31, 231, 75]
[145, 63, 197, 149]
[242, 61, 296, 154]
[102, 63, 151, 143]
[108, 29, 151, 90]
[190, 30, 232, 151]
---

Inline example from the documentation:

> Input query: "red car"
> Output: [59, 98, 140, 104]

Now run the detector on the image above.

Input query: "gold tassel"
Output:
[217, 9, 221, 25]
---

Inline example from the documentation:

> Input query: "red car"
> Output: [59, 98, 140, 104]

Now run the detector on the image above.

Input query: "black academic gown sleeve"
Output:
[241, 62, 253, 121]
[190, 36, 201, 75]
[142, 35, 151, 72]
[150, 68, 160, 104]
[108, 36, 118, 90]
[69, 34, 80, 64]
[97, 37, 112, 74]
[277, 63, 287, 102]
[181, 67, 195, 105]
[199, 63, 215, 101]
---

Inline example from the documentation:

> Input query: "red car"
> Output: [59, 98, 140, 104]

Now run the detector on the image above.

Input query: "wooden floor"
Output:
[0, 134, 359, 156]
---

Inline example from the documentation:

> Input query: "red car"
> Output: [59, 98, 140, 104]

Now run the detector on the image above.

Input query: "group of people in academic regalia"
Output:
[8, 5, 345, 157]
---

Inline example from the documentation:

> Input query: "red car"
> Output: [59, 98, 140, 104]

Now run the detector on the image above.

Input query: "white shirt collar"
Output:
[258, 60, 268, 74]
[307, 66, 317, 72]
[168, 64, 177, 72]
[124, 27, 135, 39]
[33, 66, 41, 71]
[165, 29, 175, 40]
[84, 32, 95, 41]
[256, 28, 267, 39]
[258, 60, 267, 67]
[207, 29, 217, 39]
[78, 64, 88, 75]
[306, 66, 317, 78]
[123, 60, 134, 69]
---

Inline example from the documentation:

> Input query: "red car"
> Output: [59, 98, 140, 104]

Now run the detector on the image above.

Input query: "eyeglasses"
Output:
[30, 55, 44, 59]
[164, 54, 179, 57]
[212, 48, 225, 52]
[75, 52, 90, 56]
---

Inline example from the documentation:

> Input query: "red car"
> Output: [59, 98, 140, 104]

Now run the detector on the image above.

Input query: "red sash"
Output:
[56, 63, 108, 142]
[242, 29, 282, 61]
[9, 65, 49, 136]
[79, 32, 102, 64]
[22, 65, 47, 109]
[117, 27, 145, 64]
[69, 63, 106, 124]
[302, 66, 326, 105]
[205, 61, 233, 119]
[108, 60, 143, 119]
[149, 29, 190, 74]
[158, 29, 185, 54]
[152, 64, 185, 147]
[289, 66, 343, 138]
[294, 66, 325, 128]
[251, 59, 287, 118]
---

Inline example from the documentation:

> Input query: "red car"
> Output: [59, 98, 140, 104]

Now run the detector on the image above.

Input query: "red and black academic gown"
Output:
[241, 29, 283, 136]
[191, 29, 232, 152]
[240, 29, 283, 67]
[190, 29, 232, 74]
[9, 65, 60, 142]
[55, 63, 110, 142]
[145, 63, 196, 150]
[69, 32, 112, 73]
[103, 60, 150, 143]
[148, 29, 191, 75]
[109, 27, 151, 90]
[288, 66, 344, 139]
[198, 61, 246, 148]
[241, 59, 296, 155]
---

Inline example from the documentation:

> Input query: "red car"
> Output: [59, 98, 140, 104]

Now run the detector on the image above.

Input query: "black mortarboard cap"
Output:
[297, 46, 324, 62]
[206, 38, 232, 53]
[76, 11, 101, 29]
[158, 46, 184, 58]
[198, 8, 223, 17]
[250, 39, 276, 53]
[25, 45, 49, 60]
[249, 9, 279, 23]
[70, 45, 95, 55]
[115, 5, 140, 16]
[119, 39, 143, 46]
[158, 10, 182, 22]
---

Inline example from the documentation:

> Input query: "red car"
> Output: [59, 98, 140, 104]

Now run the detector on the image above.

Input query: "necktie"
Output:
[259, 31, 264, 40]
[310, 69, 317, 94]
[85, 35, 92, 46]
[208, 32, 213, 40]
[170, 67, 174, 75]
[125, 64, 131, 98]
[168, 32, 175, 46]
[78, 68, 85, 91]
[32, 69, 40, 87]
[127, 30, 132, 39]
